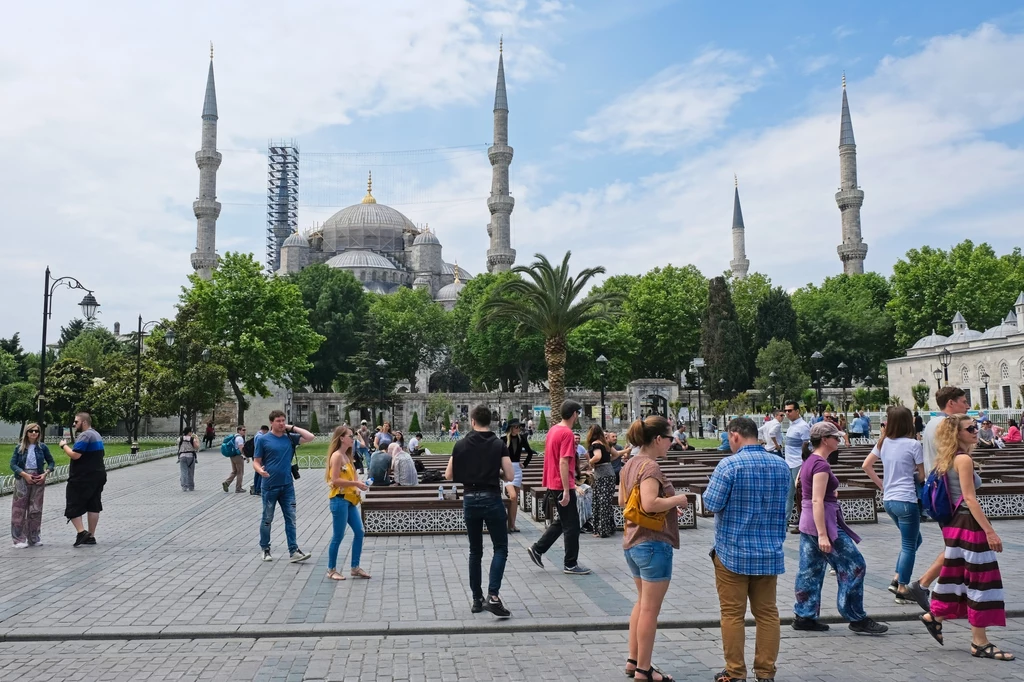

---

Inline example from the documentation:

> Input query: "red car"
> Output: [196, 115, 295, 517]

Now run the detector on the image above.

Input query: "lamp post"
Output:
[691, 358, 705, 438]
[376, 358, 388, 424]
[981, 370, 990, 410]
[36, 267, 100, 427]
[768, 371, 777, 410]
[596, 354, 608, 429]
[811, 350, 824, 414]
[131, 317, 165, 455]
[932, 367, 943, 391]
[938, 347, 952, 386]
[837, 361, 849, 418]
[917, 378, 929, 411]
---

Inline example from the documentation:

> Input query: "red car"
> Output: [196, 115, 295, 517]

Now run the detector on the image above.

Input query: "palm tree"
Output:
[481, 252, 623, 414]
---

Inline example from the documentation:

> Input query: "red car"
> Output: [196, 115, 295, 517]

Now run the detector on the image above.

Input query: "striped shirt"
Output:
[783, 418, 810, 468]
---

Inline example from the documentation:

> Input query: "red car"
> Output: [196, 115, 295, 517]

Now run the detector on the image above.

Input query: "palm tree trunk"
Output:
[545, 335, 567, 416]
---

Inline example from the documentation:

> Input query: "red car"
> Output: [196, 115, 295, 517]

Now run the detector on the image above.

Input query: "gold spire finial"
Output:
[842, 71, 846, 89]
[361, 170, 377, 204]
[734, 173, 738, 188]
[499, 35, 503, 54]
[210, 42, 214, 60]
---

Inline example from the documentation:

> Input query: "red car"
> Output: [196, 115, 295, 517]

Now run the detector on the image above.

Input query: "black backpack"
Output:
[242, 437, 255, 459]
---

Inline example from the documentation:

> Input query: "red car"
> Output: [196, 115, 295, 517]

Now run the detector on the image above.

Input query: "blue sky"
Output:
[2, 1, 1023, 349]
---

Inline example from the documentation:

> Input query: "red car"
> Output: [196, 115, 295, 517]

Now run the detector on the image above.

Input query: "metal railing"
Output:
[1, 445, 178, 496]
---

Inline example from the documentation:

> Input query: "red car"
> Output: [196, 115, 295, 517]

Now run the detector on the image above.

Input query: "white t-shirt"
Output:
[408, 437, 420, 451]
[672, 430, 688, 445]
[783, 418, 810, 468]
[25, 444, 38, 471]
[873, 437, 924, 503]
[763, 420, 782, 452]
[234, 434, 245, 454]
[922, 416, 944, 473]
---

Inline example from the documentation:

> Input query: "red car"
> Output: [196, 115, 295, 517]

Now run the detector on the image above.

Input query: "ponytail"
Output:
[626, 415, 669, 447]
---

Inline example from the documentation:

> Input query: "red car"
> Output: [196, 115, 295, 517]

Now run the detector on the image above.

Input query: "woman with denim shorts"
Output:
[618, 415, 690, 682]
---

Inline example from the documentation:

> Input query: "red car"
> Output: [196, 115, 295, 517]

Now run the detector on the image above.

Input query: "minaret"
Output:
[835, 73, 867, 275]
[729, 175, 749, 279]
[191, 43, 222, 280]
[486, 38, 516, 273]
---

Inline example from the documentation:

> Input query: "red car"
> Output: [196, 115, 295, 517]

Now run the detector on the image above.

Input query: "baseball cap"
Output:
[810, 421, 842, 440]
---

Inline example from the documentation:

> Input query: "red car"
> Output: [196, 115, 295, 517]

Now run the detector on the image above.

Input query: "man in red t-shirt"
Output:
[526, 400, 590, 575]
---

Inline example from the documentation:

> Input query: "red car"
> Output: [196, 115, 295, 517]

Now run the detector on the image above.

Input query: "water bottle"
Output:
[438, 485, 444, 500]
[450, 484, 457, 500]
[361, 477, 374, 501]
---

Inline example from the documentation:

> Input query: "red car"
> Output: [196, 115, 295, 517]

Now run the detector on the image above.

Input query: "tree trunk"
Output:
[545, 335, 567, 417]
[228, 377, 248, 426]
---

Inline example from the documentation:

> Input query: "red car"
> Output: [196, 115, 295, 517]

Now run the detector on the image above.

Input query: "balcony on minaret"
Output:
[834, 188, 864, 209]
[488, 144, 513, 165]
[195, 149, 223, 168]
[487, 194, 515, 214]
[193, 198, 222, 219]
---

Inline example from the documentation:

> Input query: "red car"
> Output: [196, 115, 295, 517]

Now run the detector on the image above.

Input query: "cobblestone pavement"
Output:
[4, 621, 1024, 681]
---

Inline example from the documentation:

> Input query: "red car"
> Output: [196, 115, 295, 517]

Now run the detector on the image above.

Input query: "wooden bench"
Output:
[689, 481, 878, 523]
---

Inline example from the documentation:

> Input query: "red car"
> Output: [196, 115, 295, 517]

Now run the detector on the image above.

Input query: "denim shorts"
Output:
[624, 541, 673, 582]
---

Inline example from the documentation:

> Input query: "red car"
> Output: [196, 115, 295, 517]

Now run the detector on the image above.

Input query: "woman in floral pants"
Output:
[9, 423, 55, 547]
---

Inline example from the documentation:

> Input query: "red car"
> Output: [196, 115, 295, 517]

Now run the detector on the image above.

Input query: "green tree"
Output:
[60, 327, 125, 373]
[753, 339, 809, 405]
[538, 411, 548, 431]
[425, 394, 454, 424]
[0, 381, 36, 430]
[482, 252, 623, 414]
[700, 276, 748, 398]
[0, 334, 28, 379]
[179, 252, 324, 423]
[408, 411, 421, 432]
[43, 358, 94, 428]
[289, 264, 369, 392]
[369, 287, 450, 390]
[911, 382, 930, 410]
[341, 318, 397, 420]
[729, 272, 772, 375]
[58, 318, 86, 349]
[754, 287, 799, 350]
[0, 349, 18, 386]
[85, 355, 167, 436]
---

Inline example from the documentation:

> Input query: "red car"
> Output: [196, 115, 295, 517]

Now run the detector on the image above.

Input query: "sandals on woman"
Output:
[325, 569, 345, 581]
[972, 642, 1015, 660]
[350, 566, 371, 579]
[631, 663, 674, 682]
[920, 613, 942, 645]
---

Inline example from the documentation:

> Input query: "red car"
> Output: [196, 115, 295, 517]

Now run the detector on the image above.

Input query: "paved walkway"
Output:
[5, 457, 1024, 679]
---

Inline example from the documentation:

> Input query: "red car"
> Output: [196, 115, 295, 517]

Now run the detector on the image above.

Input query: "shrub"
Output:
[310, 410, 319, 433]
[409, 411, 421, 432]
[443, 413, 450, 431]
[538, 411, 548, 431]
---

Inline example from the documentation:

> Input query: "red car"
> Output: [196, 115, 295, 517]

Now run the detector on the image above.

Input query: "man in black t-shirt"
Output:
[445, 404, 514, 618]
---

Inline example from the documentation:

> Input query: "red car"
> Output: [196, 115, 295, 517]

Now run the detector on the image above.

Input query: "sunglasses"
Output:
[26, 429, 39, 434]
[964, 425, 979, 434]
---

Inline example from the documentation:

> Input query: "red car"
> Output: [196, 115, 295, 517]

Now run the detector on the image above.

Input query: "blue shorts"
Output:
[624, 541, 673, 582]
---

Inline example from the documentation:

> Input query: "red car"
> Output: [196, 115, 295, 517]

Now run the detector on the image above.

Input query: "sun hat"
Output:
[810, 421, 842, 440]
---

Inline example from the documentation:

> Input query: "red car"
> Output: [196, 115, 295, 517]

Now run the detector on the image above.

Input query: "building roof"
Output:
[1016, 291, 1024, 306]
[442, 262, 472, 280]
[732, 183, 745, 231]
[325, 249, 398, 270]
[282, 231, 308, 248]
[321, 198, 417, 254]
[202, 59, 217, 120]
[436, 279, 466, 301]
[947, 328, 982, 344]
[494, 42, 508, 112]
[911, 330, 948, 349]
[839, 79, 855, 146]
[413, 229, 440, 246]
[951, 311, 967, 325]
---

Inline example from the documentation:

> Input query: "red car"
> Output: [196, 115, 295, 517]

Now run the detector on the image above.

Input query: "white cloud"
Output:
[803, 54, 837, 75]
[573, 49, 774, 151]
[833, 25, 857, 40]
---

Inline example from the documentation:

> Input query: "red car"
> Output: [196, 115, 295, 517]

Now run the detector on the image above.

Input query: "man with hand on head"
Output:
[253, 410, 314, 563]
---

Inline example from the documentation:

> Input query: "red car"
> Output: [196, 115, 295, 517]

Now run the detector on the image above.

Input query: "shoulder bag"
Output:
[623, 461, 667, 531]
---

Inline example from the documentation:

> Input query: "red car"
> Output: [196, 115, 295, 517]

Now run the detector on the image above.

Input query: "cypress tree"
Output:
[700, 276, 748, 400]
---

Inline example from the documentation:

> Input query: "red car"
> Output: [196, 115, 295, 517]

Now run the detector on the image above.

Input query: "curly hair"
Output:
[933, 414, 974, 475]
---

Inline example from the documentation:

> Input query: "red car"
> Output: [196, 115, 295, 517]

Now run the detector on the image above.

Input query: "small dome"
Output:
[282, 232, 308, 248]
[980, 314, 1018, 340]
[911, 330, 948, 350]
[435, 280, 466, 302]
[442, 262, 472, 281]
[325, 250, 398, 270]
[947, 328, 982, 344]
[413, 230, 440, 246]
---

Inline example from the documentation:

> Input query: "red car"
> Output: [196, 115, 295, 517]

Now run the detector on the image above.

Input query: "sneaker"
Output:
[471, 598, 484, 614]
[83, 533, 96, 545]
[12, 541, 28, 549]
[894, 593, 914, 605]
[563, 564, 592, 575]
[905, 581, 931, 613]
[31, 540, 42, 547]
[483, 596, 511, 619]
[887, 578, 899, 595]
[788, 526, 801, 534]
[261, 548, 273, 562]
[289, 549, 312, 563]
[849, 617, 889, 635]
[526, 546, 544, 569]
[714, 671, 744, 682]
[235, 489, 246, 493]
[73, 531, 90, 547]
[222, 481, 230, 492]
[791, 617, 829, 632]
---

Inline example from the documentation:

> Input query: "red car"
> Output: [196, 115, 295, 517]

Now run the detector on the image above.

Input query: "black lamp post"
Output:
[938, 347, 952, 385]
[811, 350, 824, 414]
[131, 317, 165, 455]
[596, 354, 608, 429]
[837, 361, 849, 417]
[981, 370, 990, 410]
[691, 358, 705, 438]
[917, 378, 929, 411]
[36, 267, 100, 427]
[376, 358, 388, 424]
[768, 371, 777, 410]
[932, 367, 943, 391]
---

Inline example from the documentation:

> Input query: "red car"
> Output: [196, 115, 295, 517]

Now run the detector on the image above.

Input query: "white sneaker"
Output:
[12, 541, 29, 549]
[261, 549, 273, 562]
[289, 549, 312, 563]
[32, 540, 42, 547]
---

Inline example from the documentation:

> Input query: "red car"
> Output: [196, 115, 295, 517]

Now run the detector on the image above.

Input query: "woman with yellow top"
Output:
[326, 425, 371, 581]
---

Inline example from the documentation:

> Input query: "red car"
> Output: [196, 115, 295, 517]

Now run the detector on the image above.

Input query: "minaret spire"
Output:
[191, 46, 222, 280]
[729, 176, 749, 279]
[836, 74, 867, 274]
[486, 40, 515, 273]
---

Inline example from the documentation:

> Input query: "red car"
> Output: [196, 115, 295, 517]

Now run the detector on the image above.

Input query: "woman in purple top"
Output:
[792, 421, 889, 635]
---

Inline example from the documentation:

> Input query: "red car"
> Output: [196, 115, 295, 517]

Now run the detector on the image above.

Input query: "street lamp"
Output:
[981, 370, 990, 410]
[131, 316, 164, 455]
[938, 347, 952, 386]
[376, 358, 388, 424]
[932, 367, 943, 391]
[596, 354, 608, 429]
[768, 371, 777, 410]
[811, 350, 824, 414]
[837, 361, 849, 417]
[36, 267, 100, 426]
[691, 358, 705, 438]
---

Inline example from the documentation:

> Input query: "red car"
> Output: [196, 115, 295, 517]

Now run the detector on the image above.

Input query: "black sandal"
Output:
[625, 659, 637, 677]
[972, 642, 1015, 660]
[920, 613, 943, 646]
[635, 666, 675, 682]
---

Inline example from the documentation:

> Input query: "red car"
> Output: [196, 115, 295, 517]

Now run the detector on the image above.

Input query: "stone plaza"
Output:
[5, 455, 1024, 681]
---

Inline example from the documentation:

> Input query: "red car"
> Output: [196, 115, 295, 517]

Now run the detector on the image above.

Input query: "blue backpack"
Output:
[920, 469, 960, 524]
[220, 434, 240, 457]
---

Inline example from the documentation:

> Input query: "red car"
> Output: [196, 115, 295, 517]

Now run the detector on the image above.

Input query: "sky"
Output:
[2, 0, 1023, 350]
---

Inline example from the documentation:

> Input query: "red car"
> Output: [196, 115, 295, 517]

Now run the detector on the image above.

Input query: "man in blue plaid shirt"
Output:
[703, 417, 790, 682]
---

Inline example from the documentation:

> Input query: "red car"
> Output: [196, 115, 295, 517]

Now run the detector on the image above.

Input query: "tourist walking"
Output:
[446, 404, 515, 618]
[248, 425, 269, 496]
[860, 406, 924, 604]
[793, 421, 888, 635]
[503, 419, 536, 533]
[176, 427, 199, 492]
[920, 414, 1013, 660]
[587, 424, 617, 538]
[253, 411, 314, 563]
[526, 399, 591, 575]
[10, 423, 55, 547]
[782, 400, 810, 533]
[221, 425, 246, 493]
[618, 415, 689, 682]
[203, 422, 215, 449]
[703, 417, 790, 682]
[60, 412, 106, 547]
[355, 420, 371, 470]
[325, 425, 371, 582]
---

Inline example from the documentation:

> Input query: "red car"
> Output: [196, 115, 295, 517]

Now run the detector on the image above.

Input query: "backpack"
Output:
[242, 437, 255, 459]
[920, 469, 961, 524]
[420, 469, 444, 484]
[221, 434, 240, 457]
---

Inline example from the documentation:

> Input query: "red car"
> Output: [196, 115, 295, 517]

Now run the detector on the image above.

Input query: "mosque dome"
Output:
[282, 231, 308, 248]
[946, 328, 982, 344]
[911, 330, 948, 350]
[979, 311, 1019, 340]
[435, 279, 466, 303]
[320, 173, 416, 253]
[413, 229, 441, 246]
[442, 262, 473, 281]
[325, 249, 397, 270]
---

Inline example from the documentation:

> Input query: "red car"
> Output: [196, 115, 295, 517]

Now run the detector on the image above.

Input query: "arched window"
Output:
[977, 364, 987, 380]
[961, 366, 970, 384]
[1001, 362, 1011, 380]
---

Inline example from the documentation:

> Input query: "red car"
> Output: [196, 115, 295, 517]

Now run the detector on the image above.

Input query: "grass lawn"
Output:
[0, 440, 175, 477]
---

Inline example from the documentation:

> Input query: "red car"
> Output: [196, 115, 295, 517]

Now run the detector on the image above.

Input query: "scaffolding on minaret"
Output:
[267, 142, 299, 273]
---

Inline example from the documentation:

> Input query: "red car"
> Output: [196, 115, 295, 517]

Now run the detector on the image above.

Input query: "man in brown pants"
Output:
[222, 425, 246, 493]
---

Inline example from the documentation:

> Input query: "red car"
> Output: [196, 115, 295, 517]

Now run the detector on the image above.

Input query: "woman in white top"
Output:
[861, 406, 925, 604]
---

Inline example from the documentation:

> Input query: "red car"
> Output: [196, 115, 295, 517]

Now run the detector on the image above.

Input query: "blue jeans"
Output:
[252, 469, 262, 494]
[794, 529, 867, 623]
[624, 541, 673, 582]
[463, 492, 508, 600]
[260, 484, 298, 553]
[882, 499, 922, 585]
[327, 496, 364, 571]
[786, 466, 800, 525]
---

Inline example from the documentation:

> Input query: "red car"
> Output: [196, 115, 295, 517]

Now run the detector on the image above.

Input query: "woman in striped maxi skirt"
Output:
[920, 415, 1014, 661]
